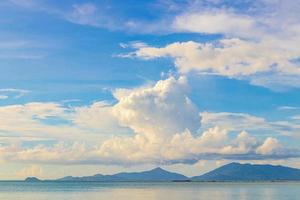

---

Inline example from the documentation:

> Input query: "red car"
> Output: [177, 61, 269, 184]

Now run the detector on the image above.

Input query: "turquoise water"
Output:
[0, 181, 299, 200]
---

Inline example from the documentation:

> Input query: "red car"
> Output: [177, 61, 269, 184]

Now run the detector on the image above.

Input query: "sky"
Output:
[1, 0, 300, 180]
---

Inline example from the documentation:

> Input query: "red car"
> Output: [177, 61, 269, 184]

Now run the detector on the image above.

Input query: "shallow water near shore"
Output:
[0, 181, 299, 200]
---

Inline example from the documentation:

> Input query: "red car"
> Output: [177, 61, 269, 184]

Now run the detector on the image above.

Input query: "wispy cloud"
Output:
[0, 40, 32, 49]
[0, 95, 8, 100]
[0, 88, 30, 99]
[173, 11, 257, 38]
[9, 0, 39, 8]
[65, 3, 101, 27]
[8, 1, 119, 30]
[6, 1, 175, 33]
[278, 106, 300, 111]
[0, 37, 48, 59]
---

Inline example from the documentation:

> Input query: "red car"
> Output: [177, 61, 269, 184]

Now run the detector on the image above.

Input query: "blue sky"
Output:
[1, 0, 300, 179]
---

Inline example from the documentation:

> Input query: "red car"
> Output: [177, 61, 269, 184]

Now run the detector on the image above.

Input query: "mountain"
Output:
[57, 174, 122, 182]
[112, 167, 188, 181]
[24, 163, 300, 182]
[24, 177, 41, 182]
[192, 162, 300, 181]
[57, 167, 188, 182]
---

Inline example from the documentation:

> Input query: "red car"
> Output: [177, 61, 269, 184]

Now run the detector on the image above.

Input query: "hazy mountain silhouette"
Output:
[192, 162, 300, 181]
[25, 163, 300, 182]
[57, 167, 188, 182]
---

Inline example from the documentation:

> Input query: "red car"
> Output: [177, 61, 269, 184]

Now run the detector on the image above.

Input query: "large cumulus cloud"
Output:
[0, 77, 299, 165]
[90, 77, 299, 165]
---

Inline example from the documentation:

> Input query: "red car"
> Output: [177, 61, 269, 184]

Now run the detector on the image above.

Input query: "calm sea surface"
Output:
[0, 181, 299, 200]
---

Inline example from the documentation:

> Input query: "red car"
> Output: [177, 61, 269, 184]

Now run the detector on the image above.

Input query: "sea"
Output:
[0, 181, 299, 200]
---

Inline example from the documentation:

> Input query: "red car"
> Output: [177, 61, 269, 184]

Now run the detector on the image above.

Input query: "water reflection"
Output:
[0, 182, 299, 200]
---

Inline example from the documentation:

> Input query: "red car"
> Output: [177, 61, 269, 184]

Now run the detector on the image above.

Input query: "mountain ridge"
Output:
[24, 163, 300, 182]
[56, 167, 188, 182]
[192, 162, 300, 181]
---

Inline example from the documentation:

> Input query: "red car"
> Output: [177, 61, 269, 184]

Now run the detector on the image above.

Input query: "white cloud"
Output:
[201, 112, 300, 137]
[0, 88, 29, 99]
[173, 11, 257, 38]
[0, 95, 8, 100]
[221, 131, 258, 155]
[125, 38, 300, 89]
[201, 112, 267, 131]
[13, 142, 88, 164]
[0, 102, 74, 142]
[119, 0, 300, 89]
[0, 77, 298, 165]
[1, 127, 294, 165]
[0, 101, 125, 145]
[91, 77, 299, 165]
[171, 0, 300, 40]
[278, 106, 300, 111]
[112, 76, 200, 139]
[256, 137, 282, 155]
[73, 101, 129, 134]
[291, 115, 300, 120]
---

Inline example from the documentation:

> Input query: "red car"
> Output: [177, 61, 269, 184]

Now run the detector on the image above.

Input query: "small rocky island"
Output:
[24, 177, 41, 182]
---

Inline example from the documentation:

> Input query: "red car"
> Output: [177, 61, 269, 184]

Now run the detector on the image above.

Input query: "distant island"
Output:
[24, 177, 41, 182]
[56, 167, 188, 182]
[25, 163, 300, 182]
[192, 162, 300, 181]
